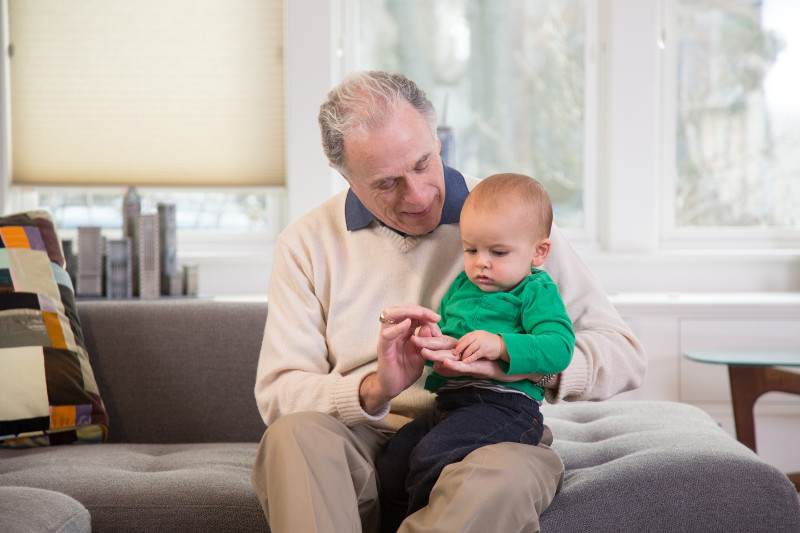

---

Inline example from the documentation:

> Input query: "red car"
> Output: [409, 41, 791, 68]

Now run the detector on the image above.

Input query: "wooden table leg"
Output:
[728, 365, 800, 490]
[728, 366, 761, 452]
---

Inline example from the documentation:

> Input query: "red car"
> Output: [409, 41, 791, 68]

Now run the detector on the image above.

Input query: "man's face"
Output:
[342, 102, 445, 236]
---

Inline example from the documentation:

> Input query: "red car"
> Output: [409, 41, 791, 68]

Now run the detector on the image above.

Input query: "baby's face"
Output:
[460, 202, 547, 293]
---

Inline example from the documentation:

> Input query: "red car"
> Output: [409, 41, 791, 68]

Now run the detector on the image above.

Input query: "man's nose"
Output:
[402, 177, 426, 203]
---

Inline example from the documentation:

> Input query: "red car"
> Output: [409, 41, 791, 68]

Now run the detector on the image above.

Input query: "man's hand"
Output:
[413, 333, 559, 386]
[359, 304, 440, 415]
[432, 357, 509, 380]
[413, 333, 507, 379]
[416, 321, 442, 338]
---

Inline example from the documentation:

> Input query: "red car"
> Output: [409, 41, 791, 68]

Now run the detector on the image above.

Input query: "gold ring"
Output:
[379, 312, 396, 324]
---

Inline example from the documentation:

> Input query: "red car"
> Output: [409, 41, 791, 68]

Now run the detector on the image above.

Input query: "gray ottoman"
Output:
[0, 487, 91, 533]
[540, 401, 800, 532]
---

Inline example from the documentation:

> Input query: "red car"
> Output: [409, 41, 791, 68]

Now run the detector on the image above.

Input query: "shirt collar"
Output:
[345, 165, 469, 232]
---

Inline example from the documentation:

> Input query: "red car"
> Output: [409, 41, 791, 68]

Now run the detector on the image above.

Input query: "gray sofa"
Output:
[2, 300, 799, 532]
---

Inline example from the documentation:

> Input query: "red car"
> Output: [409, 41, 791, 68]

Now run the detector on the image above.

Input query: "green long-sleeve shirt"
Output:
[424, 269, 575, 400]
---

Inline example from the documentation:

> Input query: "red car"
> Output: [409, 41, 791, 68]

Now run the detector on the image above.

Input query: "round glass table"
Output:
[684, 349, 800, 489]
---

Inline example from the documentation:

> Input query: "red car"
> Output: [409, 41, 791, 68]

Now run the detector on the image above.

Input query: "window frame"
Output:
[657, 0, 800, 251]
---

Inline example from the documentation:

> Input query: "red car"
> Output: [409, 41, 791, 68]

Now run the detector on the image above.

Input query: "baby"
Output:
[376, 173, 575, 532]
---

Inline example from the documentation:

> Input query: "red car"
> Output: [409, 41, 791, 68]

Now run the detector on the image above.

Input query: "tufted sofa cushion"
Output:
[0, 443, 267, 532]
[0, 486, 91, 533]
[539, 401, 800, 532]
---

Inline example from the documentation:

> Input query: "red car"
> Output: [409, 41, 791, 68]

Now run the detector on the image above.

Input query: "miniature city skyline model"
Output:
[70, 187, 190, 299]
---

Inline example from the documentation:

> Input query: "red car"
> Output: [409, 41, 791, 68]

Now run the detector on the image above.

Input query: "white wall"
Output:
[0, 0, 9, 211]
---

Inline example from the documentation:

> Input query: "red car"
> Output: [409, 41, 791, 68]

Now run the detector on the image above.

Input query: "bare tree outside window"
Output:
[675, 0, 800, 228]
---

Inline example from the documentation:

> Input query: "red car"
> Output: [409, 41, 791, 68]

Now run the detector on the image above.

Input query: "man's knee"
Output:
[263, 411, 391, 478]
[447, 442, 564, 495]
[264, 411, 338, 447]
[254, 412, 384, 532]
[254, 412, 339, 492]
[400, 443, 564, 532]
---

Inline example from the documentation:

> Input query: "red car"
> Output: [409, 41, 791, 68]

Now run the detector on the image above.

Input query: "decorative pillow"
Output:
[0, 210, 108, 446]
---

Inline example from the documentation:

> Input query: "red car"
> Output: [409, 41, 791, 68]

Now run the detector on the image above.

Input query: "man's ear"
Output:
[531, 238, 551, 267]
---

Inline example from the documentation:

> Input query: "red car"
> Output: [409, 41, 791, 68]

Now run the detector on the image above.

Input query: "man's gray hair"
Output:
[318, 71, 438, 174]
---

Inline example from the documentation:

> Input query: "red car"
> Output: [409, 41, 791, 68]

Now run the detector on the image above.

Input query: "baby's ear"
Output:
[531, 239, 551, 267]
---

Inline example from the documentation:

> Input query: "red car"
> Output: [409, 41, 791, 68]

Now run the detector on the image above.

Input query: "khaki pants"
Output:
[251, 411, 564, 533]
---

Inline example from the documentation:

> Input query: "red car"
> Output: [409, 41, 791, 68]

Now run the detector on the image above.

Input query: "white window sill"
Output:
[577, 249, 800, 293]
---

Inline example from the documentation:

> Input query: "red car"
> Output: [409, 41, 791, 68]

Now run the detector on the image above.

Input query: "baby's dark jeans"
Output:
[376, 387, 544, 533]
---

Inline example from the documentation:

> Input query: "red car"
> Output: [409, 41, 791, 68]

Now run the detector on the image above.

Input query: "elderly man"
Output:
[251, 71, 646, 532]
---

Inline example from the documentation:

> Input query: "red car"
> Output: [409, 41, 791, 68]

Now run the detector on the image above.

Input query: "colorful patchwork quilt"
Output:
[0, 211, 108, 446]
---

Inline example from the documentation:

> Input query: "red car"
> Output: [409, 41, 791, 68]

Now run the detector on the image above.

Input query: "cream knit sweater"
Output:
[255, 178, 646, 431]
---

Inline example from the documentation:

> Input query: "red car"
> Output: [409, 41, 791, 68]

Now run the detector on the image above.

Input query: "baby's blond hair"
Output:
[463, 173, 553, 240]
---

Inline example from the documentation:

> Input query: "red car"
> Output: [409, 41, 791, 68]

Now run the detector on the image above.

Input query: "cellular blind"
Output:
[7, 0, 284, 187]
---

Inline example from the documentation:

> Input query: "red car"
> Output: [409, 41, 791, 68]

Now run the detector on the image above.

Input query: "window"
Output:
[3, 0, 285, 233]
[355, 0, 590, 230]
[670, 0, 800, 231]
[9, 187, 285, 233]
[351, 0, 798, 292]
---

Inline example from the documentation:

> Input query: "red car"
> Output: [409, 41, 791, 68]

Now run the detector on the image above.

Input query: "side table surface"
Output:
[684, 349, 800, 367]
[683, 348, 800, 490]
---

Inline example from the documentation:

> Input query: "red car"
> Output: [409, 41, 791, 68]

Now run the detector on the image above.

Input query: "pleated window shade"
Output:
[7, 0, 285, 187]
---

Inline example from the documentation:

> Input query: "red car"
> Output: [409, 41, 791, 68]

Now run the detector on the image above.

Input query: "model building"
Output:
[158, 203, 182, 296]
[105, 237, 132, 299]
[128, 214, 160, 299]
[76, 226, 103, 297]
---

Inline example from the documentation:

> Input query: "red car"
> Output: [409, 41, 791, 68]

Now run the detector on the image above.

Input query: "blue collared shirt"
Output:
[344, 166, 469, 234]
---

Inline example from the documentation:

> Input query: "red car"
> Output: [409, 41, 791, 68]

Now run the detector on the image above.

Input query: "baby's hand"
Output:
[454, 330, 507, 363]
[416, 321, 442, 338]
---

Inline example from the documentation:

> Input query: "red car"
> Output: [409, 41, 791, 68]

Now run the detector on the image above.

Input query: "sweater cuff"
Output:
[334, 372, 391, 426]
[545, 353, 589, 403]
